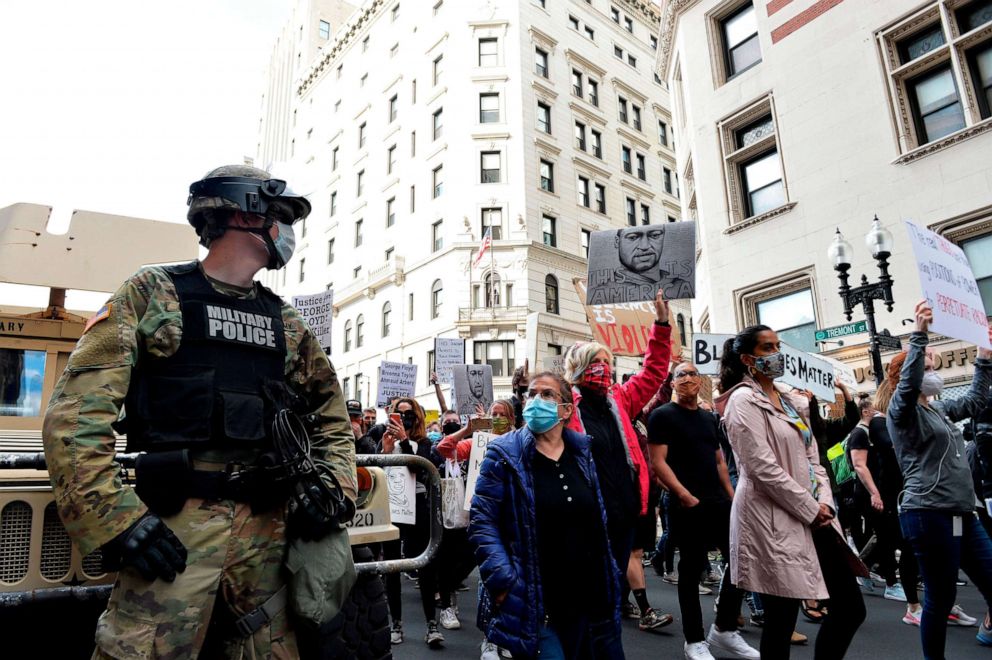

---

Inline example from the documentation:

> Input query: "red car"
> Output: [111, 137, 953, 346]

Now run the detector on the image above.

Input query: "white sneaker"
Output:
[883, 583, 907, 602]
[948, 604, 978, 626]
[706, 624, 760, 659]
[480, 640, 500, 660]
[439, 606, 461, 630]
[499, 647, 514, 658]
[698, 583, 713, 595]
[390, 620, 403, 645]
[684, 641, 715, 660]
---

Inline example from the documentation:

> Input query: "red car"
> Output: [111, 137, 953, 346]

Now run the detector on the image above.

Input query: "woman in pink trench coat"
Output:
[714, 325, 865, 660]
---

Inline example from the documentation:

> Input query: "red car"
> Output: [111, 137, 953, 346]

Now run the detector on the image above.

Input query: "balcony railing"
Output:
[458, 306, 529, 322]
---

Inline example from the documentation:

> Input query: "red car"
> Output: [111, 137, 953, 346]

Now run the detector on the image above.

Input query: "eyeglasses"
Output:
[674, 370, 700, 380]
[527, 388, 563, 402]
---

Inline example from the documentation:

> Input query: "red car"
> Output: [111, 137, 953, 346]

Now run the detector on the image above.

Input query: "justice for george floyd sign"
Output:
[376, 361, 418, 408]
[585, 222, 696, 305]
[292, 290, 334, 353]
[906, 221, 991, 349]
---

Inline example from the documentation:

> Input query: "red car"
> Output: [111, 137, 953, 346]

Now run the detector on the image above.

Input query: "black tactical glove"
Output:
[104, 513, 188, 582]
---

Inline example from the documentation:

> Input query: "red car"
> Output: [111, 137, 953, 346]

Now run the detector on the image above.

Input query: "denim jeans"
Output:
[900, 510, 992, 660]
[550, 616, 625, 660]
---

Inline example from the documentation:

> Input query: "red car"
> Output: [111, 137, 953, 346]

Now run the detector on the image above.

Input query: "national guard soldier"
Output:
[42, 165, 357, 658]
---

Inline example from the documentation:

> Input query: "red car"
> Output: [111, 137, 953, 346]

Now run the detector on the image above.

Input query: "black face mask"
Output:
[402, 411, 417, 430]
[515, 387, 527, 398]
[442, 421, 461, 435]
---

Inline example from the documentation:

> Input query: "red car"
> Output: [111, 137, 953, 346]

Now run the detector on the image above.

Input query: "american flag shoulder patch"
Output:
[83, 303, 112, 334]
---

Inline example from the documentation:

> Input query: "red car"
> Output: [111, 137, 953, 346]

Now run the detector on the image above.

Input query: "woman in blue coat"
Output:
[469, 372, 624, 660]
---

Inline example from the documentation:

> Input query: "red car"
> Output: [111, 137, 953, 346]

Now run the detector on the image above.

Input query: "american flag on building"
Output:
[473, 227, 492, 268]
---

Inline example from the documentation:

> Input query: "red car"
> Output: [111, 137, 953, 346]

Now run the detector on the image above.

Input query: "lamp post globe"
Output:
[828, 228, 854, 270]
[866, 214, 895, 258]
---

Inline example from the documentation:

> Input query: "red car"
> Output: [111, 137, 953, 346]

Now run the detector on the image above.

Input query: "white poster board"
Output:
[292, 290, 334, 353]
[464, 432, 495, 511]
[384, 466, 416, 525]
[816, 354, 859, 391]
[376, 361, 418, 408]
[906, 221, 991, 349]
[542, 355, 566, 376]
[692, 333, 734, 376]
[434, 337, 465, 385]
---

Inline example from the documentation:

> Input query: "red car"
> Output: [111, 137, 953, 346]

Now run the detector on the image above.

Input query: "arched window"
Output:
[356, 314, 365, 347]
[677, 313, 687, 347]
[484, 271, 501, 308]
[382, 302, 392, 337]
[545, 274, 559, 314]
[431, 280, 443, 319]
[344, 320, 353, 352]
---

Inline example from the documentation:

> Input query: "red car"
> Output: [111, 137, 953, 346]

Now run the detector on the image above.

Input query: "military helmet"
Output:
[186, 164, 312, 237]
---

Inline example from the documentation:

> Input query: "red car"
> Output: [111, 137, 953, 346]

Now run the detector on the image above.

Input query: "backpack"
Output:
[827, 423, 867, 486]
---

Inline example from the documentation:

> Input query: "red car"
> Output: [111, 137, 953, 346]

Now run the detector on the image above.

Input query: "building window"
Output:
[539, 160, 555, 192]
[676, 314, 687, 345]
[535, 48, 549, 78]
[722, 3, 761, 78]
[585, 26, 595, 40]
[355, 219, 363, 247]
[611, 6, 620, 23]
[433, 0, 443, 14]
[391, 3, 399, 22]
[387, 145, 397, 174]
[479, 38, 498, 66]
[480, 271, 501, 307]
[621, 146, 632, 173]
[632, 105, 642, 130]
[327, 238, 335, 264]
[625, 197, 636, 226]
[481, 151, 501, 183]
[614, 45, 624, 60]
[482, 208, 502, 239]
[658, 120, 669, 146]
[332, 146, 339, 171]
[581, 229, 591, 258]
[480, 93, 500, 123]
[588, 79, 599, 106]
[356, 169, 365, 197]
[360, 73, 367, 88]
[569, 15, 580, 30]
[411, 78, 417, 103]
[578, 176, 590, 207]
[427, 350, 435, 383]
[755, 286, 817, 354]
[591, 129, 602, 158]
[362, 36, 369, 52]
[663, 167, 674, 194]
[433, 55, 443, 85]
[537, 102, 551, 133]
[624, 16, 634, 32]
[390, 43, 399, 58]
[636, 153, 646, 180]
[962, 233, 992, 312]
[473, 340, 515, 377]
[595, 183, 606, 213]
[389, 95, 398, 122]
[628, 54, 637, 68]
[545, 274, 560, 314]
[432, 220, 443, 252]
[344, 320, 353, 352]
[381, 301, 392, 337]
[386, 197, 396, 227]
[319, 20, 330, 39]
[433, 165, 444, 197]
[618, 97, 629, 123]
[384, 247, 393, 262]
[410, 185, 416, 213]
[336, 64, 342, 79]
[718, 97, 789, 224]
[356, 314, 365, 348]
[651, 35, 659, 50]
[353, 266, 361, 279]
[431, 280, 443, 319]
[330, 191, 337, 217]
[433, 108, 443, 140]
[409, 293, 414, 320]
[358, 122, 366, 149]
[668, 215, 677, 223]
[298, 257, 306, 282]
[572, 69, 583, 97]
[640, 204, 650, 225]
[575, 121, 587, 150]
[410, 130, 416, 156]
[542, 215, 557, 247]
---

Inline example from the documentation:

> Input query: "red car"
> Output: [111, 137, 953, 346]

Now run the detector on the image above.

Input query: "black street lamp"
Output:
[827, 216, 896, 387]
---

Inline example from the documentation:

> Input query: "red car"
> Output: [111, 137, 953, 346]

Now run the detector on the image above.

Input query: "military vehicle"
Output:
[0, 204, 440, 659]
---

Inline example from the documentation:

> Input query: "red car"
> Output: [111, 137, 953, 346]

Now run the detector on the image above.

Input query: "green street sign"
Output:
[814, 320, 868, 342]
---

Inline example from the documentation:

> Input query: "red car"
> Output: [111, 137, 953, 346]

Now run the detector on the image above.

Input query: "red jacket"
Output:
[566, 322, 672, 515]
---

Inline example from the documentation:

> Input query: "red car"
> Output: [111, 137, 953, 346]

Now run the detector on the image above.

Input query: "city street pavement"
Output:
[393, 568, 990, 659]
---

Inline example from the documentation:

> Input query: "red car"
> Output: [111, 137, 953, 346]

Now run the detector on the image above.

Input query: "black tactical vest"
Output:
[124, 263, 288, 452]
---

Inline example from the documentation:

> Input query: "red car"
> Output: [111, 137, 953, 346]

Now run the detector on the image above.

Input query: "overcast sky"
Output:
[0, 1, 291, 226]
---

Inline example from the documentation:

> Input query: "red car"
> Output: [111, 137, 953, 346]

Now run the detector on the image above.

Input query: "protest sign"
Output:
[384, 467, 416, 524]
[452, 364, 493, 415]
[376, 361, 418, 407]
[292, 290, 334, 353]
[573, 279, 680, 357]
[906, 221, 991, 349]
[816, 354, 859, 391]
[585, 223, 696, 304]
[434, 337, 465, 385]
[692, 333, 734, 376]
[542, 355, 566, 376]
[464, 432, 495, 511]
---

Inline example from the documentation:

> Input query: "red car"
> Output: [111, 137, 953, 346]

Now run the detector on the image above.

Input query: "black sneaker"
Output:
[425, 620, 445, 648]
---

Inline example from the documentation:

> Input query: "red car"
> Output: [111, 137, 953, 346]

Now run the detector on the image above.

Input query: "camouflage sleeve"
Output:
[41, 267, 172, 555]
[283, 304, 357, 503]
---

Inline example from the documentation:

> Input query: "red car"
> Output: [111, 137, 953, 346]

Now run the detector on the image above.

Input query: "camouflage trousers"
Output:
[92, 498, 296, 659]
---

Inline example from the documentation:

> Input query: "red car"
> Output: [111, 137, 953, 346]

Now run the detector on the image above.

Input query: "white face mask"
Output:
[921, 371, 944, 397]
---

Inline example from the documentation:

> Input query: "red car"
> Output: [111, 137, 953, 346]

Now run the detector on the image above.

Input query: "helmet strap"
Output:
[226, 216, 280, 269]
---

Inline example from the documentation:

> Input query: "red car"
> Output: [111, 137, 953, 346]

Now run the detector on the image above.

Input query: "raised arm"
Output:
[942, 327, 992, 422]
[618, 290, 672, 416]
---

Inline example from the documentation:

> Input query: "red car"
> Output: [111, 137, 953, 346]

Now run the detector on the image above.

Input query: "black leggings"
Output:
[437, 527, 476, 609]
[864, 508, 919, 603]
[759, 527, 866, 660]
[384, 497, 439, 625]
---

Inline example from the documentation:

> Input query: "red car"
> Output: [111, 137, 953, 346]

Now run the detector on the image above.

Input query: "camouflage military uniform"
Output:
[42, 262, 356, 659]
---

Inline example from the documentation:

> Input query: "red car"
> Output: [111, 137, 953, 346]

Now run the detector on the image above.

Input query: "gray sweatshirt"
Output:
[887, 331, 992, 513]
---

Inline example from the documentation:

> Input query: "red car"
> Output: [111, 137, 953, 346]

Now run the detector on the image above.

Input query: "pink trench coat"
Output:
[714, 378, 839, 600]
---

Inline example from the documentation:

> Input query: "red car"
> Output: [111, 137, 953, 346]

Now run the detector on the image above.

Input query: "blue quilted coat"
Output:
[468, 426, 622, 658]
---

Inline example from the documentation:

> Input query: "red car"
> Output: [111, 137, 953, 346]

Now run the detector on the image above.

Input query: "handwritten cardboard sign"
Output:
[464, 432, 495, 511]
[573, 278, 680, 357]
[384, 466, 416, 525]
[292, 290, 334, 353]
[376, 361, 418, 408]
[906, 221, 991, 349]
[434, 337, 465, 385]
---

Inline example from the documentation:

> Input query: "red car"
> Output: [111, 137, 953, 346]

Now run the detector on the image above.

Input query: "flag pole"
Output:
[490, 227, 496, 324]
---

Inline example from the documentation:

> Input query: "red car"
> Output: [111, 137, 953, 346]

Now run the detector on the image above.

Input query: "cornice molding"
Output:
[572, 155, 613, 180]
[564, 48, 607, 78]
[617, 126, 651, 150]
[657, 0, 703, 79]
[893, 119, 992, 165]
[610, 77, 648, 105]
[569, 101, 608, 127]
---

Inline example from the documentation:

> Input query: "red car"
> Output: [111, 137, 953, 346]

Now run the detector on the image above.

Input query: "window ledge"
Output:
[723, 202, 797, 235]
[893, 119, 992, 165]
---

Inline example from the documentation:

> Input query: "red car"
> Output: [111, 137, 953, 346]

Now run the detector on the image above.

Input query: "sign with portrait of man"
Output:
[451, 363, 494, 415]
[585, 222, 696, 305]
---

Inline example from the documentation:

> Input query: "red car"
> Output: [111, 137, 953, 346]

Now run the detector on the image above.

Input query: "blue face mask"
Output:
[523, 398, 562, 434]
[427, 431, 443, 444]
